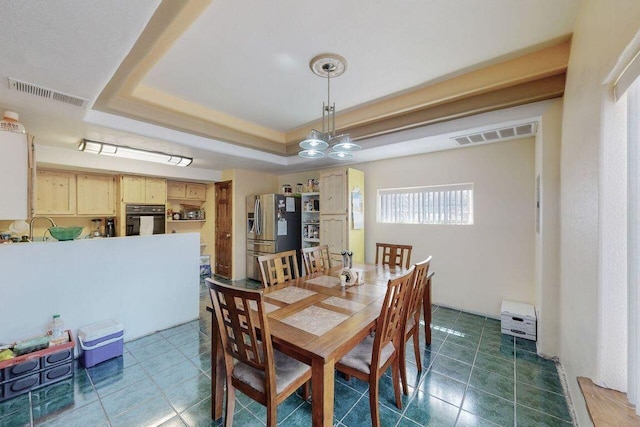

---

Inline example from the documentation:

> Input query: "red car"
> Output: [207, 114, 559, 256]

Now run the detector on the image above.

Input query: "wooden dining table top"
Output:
[261, 263, 409, 363]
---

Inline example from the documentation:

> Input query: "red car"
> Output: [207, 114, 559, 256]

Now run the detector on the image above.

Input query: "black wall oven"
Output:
[125, 205, 166, 236]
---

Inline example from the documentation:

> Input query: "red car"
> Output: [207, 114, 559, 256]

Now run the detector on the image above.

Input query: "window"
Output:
[377, 183, 474, 225]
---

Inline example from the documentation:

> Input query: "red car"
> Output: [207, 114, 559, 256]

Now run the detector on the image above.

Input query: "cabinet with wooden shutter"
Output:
[319, 168, 365, 263]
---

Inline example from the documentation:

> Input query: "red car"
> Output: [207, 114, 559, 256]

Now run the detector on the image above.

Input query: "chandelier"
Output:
[299, 54, 361, 160]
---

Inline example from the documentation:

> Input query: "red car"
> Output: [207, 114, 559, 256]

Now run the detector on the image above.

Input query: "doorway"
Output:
[215, 180, 232, 278]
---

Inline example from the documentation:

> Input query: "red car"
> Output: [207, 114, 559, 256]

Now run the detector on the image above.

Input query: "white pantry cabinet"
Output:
[0, 132, 28, 220]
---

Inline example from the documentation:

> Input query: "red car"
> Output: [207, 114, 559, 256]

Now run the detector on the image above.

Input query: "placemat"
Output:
[280, 305, 349, 336]
[305, 275, 341, 288]
[322, 296, 366, 312]
[267, 287, 317, 304]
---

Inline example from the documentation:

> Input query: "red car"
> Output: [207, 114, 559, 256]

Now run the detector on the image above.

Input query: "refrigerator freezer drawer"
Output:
[247, 240, 276, 254]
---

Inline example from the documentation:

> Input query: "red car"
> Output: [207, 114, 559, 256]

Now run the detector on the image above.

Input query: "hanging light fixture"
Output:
[298, 53, 361, 160]
[78, 139, 192, 167]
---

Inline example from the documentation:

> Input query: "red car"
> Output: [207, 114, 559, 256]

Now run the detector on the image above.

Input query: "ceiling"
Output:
[0, 0, 580, 176]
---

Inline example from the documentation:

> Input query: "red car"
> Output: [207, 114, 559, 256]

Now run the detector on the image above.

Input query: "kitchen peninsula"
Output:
[0, 233, 200, 346]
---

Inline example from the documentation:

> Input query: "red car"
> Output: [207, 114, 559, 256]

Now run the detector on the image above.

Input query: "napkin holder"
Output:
[340, 268, 364, 285]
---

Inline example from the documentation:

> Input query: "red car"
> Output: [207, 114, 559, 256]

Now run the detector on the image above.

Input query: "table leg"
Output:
[423, 273, 434, 345]
[311, 359, 334, 427]
[209, 307, 224, 421]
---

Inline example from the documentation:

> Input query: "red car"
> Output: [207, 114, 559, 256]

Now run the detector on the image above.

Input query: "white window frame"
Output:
[377, 183, 474, 225]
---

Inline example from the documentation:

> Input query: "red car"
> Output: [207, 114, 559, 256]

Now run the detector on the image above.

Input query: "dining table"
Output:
[208, 262, 421, 427]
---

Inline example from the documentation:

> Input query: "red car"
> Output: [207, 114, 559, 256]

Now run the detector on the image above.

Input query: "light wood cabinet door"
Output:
[186, 183, 206, 200]
[320, 214, 348, 262]
[167, 181, 187, 199]
[320, 169, 347, 214]
[145, 178, 166, 203]
[121, 176, 145, 203]
[36, 170, 76, 215]
[77, 174, 116, 215]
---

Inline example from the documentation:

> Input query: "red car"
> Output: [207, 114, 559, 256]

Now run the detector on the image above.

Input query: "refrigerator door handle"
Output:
[255, 197, 261, 236]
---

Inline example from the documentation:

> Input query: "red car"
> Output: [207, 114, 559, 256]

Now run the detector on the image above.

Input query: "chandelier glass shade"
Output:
[299, 54, 361, 160]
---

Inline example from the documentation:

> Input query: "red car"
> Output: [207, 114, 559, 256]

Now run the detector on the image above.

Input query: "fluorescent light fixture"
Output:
[78, 139, 192, 167]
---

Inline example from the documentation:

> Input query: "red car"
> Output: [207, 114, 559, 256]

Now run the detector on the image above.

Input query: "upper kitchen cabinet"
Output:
[35, 170, 117, 216]
[167, 181, 206, 201]
[120, 176, 166, 204]
[0, 132, 28, 220]
[76, 174, 116, 215]
[35, 170, 76, 215]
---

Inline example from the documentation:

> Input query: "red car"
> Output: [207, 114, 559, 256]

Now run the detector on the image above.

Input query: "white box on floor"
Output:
[501, 300, 536, 341]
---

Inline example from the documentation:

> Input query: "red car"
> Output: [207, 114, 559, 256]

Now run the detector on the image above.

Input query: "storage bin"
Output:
[78, 320, 124, 368]
[0, 332, 74, 402]
[500, 300, 537, 341]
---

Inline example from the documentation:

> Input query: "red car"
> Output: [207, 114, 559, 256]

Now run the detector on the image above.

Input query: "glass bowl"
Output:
[48, 226, 83, 241]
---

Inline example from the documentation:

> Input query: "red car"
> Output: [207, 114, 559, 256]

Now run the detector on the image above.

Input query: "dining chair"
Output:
[257, 250, 300, 287]
[375, 242, 413, 269]
[301, 244, 331, 274]
[335, 266, 415, 427]
[399, 256, 432, 395]
[208, 280, 312, 427]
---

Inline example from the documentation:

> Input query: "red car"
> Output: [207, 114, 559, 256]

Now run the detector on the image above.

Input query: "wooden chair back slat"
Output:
[375, 243, 413, 269]
[301, 245, 331, 274]
[257, 250, 300, 287]
[209, 281, 273, 373]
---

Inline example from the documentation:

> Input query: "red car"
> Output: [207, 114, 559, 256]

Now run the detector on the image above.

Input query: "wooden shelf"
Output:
[167, 219, 206, 223]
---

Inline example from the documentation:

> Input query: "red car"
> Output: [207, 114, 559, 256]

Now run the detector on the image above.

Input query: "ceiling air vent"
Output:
[452, 122, 538, 146]
[8, 77, 88, 108]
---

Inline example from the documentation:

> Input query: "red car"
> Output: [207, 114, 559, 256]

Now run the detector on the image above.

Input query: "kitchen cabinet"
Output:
[120, 176, 166, 204]
[0, 131, 28, 220]
[76, 174, 116, 215]
[35, 170, 76, 215]
[320, 214, 347, 264]
[319, 169, 347, 214]
[36, 170, 117, 216]
[167, 181, 206, 201]
[319, 167, 365, 264]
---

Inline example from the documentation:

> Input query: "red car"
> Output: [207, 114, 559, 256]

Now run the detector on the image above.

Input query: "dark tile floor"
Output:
[0, 279, 574, 426]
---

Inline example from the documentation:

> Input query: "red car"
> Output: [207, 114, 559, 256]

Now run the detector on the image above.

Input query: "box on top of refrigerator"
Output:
[78, 320, 124, 368]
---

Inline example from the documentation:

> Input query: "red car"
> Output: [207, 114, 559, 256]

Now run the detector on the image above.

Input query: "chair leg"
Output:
[391, 357, 403, 410]
[412, 329, 422, 372]
[399, 340, 409, 396]
[224, 381, 236, 427]
[302, 380, 311, 401]
[266, 401, 277, 427]
[369, 376, 380, 427]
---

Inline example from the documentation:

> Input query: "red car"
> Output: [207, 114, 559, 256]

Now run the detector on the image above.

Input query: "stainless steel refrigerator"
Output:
[246, 194, 301, 281]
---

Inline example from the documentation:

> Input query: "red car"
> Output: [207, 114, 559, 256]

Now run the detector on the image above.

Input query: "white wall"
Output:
[0, 233, 200, 347]
[356, 139, 536, 317]
[535, 99, 562, 358]
[559, 1, 640, 424]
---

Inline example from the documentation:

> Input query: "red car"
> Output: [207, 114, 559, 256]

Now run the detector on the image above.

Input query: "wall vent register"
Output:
[452, 122, 537, 146]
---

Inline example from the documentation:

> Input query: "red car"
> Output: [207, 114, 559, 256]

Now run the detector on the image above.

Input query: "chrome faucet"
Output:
[29, 216, 57, 241]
